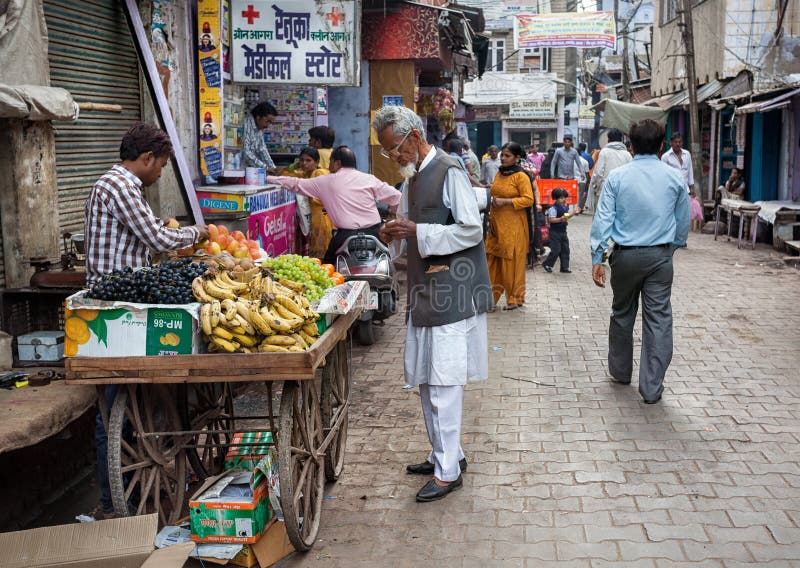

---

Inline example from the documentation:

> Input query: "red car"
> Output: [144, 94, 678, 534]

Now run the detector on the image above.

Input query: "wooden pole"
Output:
[679, 0, 705, 200]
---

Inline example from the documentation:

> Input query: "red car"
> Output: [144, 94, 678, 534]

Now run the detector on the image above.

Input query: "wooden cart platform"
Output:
[66, 307, 361, 552]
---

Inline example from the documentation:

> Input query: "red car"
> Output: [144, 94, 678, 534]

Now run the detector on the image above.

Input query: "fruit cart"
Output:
[64, 305, 360, 552]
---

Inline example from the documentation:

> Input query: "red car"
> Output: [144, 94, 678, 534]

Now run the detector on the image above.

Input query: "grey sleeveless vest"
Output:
[406, 149, 493, 327]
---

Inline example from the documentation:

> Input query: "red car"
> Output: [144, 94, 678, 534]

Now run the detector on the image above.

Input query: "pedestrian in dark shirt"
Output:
[542, 187, 571, 273]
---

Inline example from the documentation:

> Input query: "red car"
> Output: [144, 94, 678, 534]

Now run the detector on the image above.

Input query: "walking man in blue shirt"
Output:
[589, 119, 690, 405]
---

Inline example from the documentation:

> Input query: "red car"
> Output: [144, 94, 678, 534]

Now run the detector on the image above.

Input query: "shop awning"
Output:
[645, 80, 726, 110]
[735, 86, 800, 114]
[0, 84, 79, 121]
[589, 98, 668, 132]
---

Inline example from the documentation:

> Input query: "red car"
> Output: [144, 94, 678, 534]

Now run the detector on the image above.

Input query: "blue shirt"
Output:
[589, 155, 690, 265]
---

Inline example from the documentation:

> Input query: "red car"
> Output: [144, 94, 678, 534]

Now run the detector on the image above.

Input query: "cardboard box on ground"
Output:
[0, 513, 294, 568]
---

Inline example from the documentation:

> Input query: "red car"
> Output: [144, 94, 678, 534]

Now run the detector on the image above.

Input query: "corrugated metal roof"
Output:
[735, 86, 800, 114]
[646, 80, 726, 110]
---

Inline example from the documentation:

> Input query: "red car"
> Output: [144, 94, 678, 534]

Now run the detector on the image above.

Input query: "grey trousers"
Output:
[608, 246, 674, 400]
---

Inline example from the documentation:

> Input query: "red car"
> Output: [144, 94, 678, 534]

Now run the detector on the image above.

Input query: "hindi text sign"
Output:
[232, 0, 358, 85]
[514, 12, 616, 50]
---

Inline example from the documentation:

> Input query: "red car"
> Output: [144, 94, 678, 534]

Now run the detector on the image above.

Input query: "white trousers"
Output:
[419, 383, 465, 482]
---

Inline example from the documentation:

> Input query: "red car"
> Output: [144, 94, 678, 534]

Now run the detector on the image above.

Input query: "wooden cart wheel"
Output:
[278, 380, 325, 552]
[108, 384, 187, 526]
[321, 340, 350, 481]
[178, 383, 235, 480]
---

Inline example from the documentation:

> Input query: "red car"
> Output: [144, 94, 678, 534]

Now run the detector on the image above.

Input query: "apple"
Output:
[225, 239, 239, 254]
[208, 224, 219, 240]
[165, 217, 180, 229]
[217, 225, 229, 237]
[233, 244, 250, 259]
[249, 248, 261, 260]
[204, 241, 222, 256]
[230, 230, 246, 242]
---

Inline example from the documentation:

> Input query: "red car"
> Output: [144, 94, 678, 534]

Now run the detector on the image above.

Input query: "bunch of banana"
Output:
[193, 268, 321, 353]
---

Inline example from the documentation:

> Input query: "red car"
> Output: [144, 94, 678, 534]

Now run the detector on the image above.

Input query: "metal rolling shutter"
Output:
[44, 0, 142, 234]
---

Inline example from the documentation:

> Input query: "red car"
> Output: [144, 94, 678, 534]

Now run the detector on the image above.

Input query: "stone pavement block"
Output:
[704, 525, 774, 545]
[683, 542, 753, 561]
[654, 562, 724, 568]
[644, 523, 709, 542]
[463, 525, 524, 544]
[495, 541, 557, 560]
[591, 561, 658, 568]
[618, 541, 686, 561]
[557, 541, 619, 561]
[766, 525, 800, 544]
[524, 525, 585, 543]
[575, 471, 626, 484]
[612, 510, 671, 526]
[585, 524, 647, 542]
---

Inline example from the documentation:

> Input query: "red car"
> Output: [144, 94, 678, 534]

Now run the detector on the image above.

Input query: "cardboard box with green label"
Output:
[66, 292, 202, 357]
[189, 451, 279, 544]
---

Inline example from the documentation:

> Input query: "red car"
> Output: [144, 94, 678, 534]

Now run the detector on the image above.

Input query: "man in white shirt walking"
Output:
[660, 133, 694, 194]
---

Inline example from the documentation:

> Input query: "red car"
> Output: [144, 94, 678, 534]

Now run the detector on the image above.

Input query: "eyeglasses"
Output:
[380, 130, 412, 159]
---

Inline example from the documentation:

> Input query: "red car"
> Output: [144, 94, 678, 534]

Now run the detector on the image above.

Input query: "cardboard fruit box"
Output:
[225, 431, 274, 471]
[190, 451, 279, 545]
[65, 291, 202, 357]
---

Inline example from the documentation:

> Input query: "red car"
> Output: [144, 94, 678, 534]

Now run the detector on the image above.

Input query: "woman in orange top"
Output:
[282, 146, 333, 258]
[485, 142, 535, 310]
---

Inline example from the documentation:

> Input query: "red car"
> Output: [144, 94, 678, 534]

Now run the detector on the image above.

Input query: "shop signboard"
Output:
[509, 100, 556, 119]
[247, 188, 297, 257]
[514, 12, 616, 49]
[474, 106, 501, 120]
[578, 106, 596, 129]
[198, 0, 225, 177]
[231, 0, 359, 85]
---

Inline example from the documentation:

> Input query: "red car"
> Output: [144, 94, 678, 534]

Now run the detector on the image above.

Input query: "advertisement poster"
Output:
[514, 12, 616, 50]
[231, 0, 359, 85]
[247, 189, 297, 257]
[198, 0, 223, 177]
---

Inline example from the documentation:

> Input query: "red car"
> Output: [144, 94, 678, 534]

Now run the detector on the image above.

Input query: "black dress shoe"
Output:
[643, 395, 662, 404]
[406, 458, 468, 475]
[416, 475, 463, 502]
[609, 375, 631, 385]
[560, 269, 572, 273]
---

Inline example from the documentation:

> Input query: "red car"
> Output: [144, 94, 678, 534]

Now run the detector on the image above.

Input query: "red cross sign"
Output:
[325, 6, 345, 26]
[242, 4, 260, 25]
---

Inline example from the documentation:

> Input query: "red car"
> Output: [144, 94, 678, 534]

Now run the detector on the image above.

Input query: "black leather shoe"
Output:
[560, 269, 572, 273]
[406, 458, 468, 475]
[643, 395, 662, 404]
[609, 375, 631, 385]
[416, 475, 463, 502]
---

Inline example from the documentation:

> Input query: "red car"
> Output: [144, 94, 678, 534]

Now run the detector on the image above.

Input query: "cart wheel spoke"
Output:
[179, 383, 235, 482]
[321, 340, 351, 481]
[108, 385, 186, 526]
[279, 381, 324, 552]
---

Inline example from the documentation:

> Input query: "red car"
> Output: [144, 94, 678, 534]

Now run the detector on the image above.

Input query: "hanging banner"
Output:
[514, 12, 616, 50]
[198, 0, 224, 177]
[231, 0, 359, 85]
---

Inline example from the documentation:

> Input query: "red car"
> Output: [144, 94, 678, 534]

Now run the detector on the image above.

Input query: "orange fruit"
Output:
[65, 317, 90, 344]
[76, 309, 99, 321]
[64, 337, 78, 357]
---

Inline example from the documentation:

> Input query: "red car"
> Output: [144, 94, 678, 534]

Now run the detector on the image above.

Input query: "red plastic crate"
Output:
[537, 178, 579, 206]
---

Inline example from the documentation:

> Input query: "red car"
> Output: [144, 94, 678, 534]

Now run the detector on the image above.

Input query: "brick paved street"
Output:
[284, 216, 800, 567]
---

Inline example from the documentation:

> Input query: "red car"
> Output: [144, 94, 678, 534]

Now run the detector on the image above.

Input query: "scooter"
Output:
[335, 232, 398, 345]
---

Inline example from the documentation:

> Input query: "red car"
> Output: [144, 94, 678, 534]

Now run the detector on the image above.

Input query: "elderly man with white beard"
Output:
[374, 106, 493, 502]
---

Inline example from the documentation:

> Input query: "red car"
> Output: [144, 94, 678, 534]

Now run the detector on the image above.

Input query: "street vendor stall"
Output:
[65, 256, 366, 553]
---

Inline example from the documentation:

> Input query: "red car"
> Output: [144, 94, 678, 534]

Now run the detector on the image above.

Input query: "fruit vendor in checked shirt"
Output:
[84, 122, 208, 518]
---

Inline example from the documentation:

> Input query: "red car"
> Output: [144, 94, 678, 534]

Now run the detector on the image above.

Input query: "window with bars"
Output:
[660, 0, 679, 25]
[518, 47, 550, 72]
[489, 39, 505, 72]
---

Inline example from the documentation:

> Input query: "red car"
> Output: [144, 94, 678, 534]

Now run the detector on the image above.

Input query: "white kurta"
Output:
[398, 147, 490, 387]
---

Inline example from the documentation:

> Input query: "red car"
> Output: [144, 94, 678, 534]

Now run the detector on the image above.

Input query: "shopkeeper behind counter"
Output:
[243, 101, 279, 174]
[84, 122, 208, 519]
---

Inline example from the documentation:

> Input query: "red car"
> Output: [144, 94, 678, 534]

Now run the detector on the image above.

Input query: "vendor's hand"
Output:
[384, 218, 417, 240]
[195, 225, 210, 242]
[379, 224, 394, 244]
[592, 264, 606, 288]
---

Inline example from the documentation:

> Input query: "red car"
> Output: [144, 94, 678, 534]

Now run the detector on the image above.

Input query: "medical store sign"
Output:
[232, 1, 358, 85]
